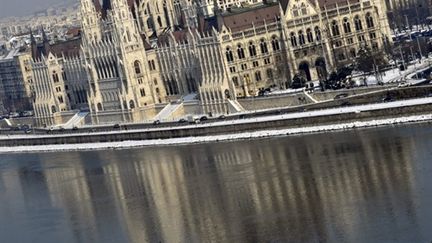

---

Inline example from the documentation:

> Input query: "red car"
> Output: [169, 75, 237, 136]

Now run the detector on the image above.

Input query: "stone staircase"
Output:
[63, 112, 88, 128]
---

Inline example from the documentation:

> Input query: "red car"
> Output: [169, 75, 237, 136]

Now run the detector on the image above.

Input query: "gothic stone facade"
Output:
[29, 0, 391, 126]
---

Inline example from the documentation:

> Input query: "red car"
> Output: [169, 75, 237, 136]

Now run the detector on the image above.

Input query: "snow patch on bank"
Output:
[1, 114, 431, 154]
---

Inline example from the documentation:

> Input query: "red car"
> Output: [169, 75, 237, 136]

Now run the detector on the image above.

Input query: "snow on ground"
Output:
[1, 114, 431, 154]
[269, 87, 305, 96]
[183, 93, 198, 101]
[1, 97, 432, 141]
[352, 56, 432, 85]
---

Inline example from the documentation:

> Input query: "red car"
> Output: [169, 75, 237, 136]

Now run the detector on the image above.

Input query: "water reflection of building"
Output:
[96, 130, 420, 242]
[4, 128, 425, 242]
[0, 154, 78, 242]
[41, 153, 98, 242]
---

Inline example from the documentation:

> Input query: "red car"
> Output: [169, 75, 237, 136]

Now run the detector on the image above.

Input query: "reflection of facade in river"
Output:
[1, 129, 424, 242]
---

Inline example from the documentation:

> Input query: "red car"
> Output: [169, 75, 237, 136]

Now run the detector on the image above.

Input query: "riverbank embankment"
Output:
[1, 98, 432, 151]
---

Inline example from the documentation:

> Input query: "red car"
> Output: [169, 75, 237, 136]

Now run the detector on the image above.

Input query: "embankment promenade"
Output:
[1, 97, 432, 151]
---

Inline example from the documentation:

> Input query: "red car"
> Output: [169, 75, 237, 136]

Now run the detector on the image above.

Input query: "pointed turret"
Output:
[93, 0, 102, 12]
[30, 29, 38, 60]
[30, 29, 36, 45]
[80, 0, 102, 43]
[41, 27, 48, 43]
[40, 27, 51, 57]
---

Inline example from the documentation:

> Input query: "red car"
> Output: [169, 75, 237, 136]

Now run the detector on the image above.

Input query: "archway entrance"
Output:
[315, 57, 327, 81]
[298, 62, 312, 81]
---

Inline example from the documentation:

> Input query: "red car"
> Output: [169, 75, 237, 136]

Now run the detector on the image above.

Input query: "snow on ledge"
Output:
[2, 97, 432, 141]
[1, 114, 431, 154]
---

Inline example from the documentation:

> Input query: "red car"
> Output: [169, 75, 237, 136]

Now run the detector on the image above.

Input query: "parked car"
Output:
[178, 118, 187, 124]
[187, 115, 200, 124]
[46, 127, 54, 134]
[200, 116, 208, 122]
[153, 120, 161, 125]
[398, 82, 411, 88]
[333, 93, 349, 100]
[9, 112, 19, 118]
[113, 124, 121, 129]
[21, 111, 34, 117]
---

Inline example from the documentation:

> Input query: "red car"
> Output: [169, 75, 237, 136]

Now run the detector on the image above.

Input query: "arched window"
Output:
[129, 100, 135, 109]
[51, 106, 56, 114]
[126, 29, 131, 42]
[260, 39, 268, 54]
[298, 31, 305, 45]
[62, 71, 67, 81]
[343, 18, 351, 33]
[306, 28, 313, 43]
[249, 42, 257, 56]
[271, 36, 280, 51]
[301, 3, 308, 15]
[237, 44, 245, 59]
[366, 13, 374, 28]
[354, 15, 362, 31]
[134, 61, 142, 75]
[350, 48, 357, 58]
[331, 20, 340, 36]
[266, 69, 273, 79]
[97, 103, 102, 111]
[315, 27, 321, 41]
[147, 18, 154, 29]
[157, 16, 162, 27]
[255, 71, 262, 81]
[52, 71, 59, 83]
[226, 47, 234, 62]
[290, 32, 297, 47]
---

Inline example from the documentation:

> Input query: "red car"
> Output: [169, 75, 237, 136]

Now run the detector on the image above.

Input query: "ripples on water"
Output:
[1, 124, 432, 243]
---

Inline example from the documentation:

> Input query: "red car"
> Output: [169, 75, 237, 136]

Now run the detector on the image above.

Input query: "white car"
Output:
[398, 82, 411, 88]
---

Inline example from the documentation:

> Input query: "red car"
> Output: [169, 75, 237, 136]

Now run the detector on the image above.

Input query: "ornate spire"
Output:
[80, 0, 102, 43]
[93, 0, 102, 12]
[41, 27, 48, 43]
[30, 28, 36, 44]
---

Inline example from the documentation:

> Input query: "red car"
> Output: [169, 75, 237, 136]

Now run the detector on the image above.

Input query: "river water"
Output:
[1, 123, 432, 243]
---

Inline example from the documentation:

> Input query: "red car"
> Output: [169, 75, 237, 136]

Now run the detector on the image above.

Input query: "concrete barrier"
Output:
[1, 103, 432, 147]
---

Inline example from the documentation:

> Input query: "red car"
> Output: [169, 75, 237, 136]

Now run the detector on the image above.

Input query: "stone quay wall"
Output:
[1, 103, 432, 147]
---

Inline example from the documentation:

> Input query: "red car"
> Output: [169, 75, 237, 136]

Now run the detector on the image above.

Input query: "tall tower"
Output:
[111, 0, 142, 49]
[111, 0, 157, 112]
[30, 30, 38, 59]
[80, 0, 102, 43]
[137, 0, 176, 37]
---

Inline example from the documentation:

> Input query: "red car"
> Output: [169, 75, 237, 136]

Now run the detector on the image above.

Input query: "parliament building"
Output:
[28, 0, 392, 127]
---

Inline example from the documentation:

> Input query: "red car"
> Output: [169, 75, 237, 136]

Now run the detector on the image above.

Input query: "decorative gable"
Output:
[285, 0, 318, 19]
